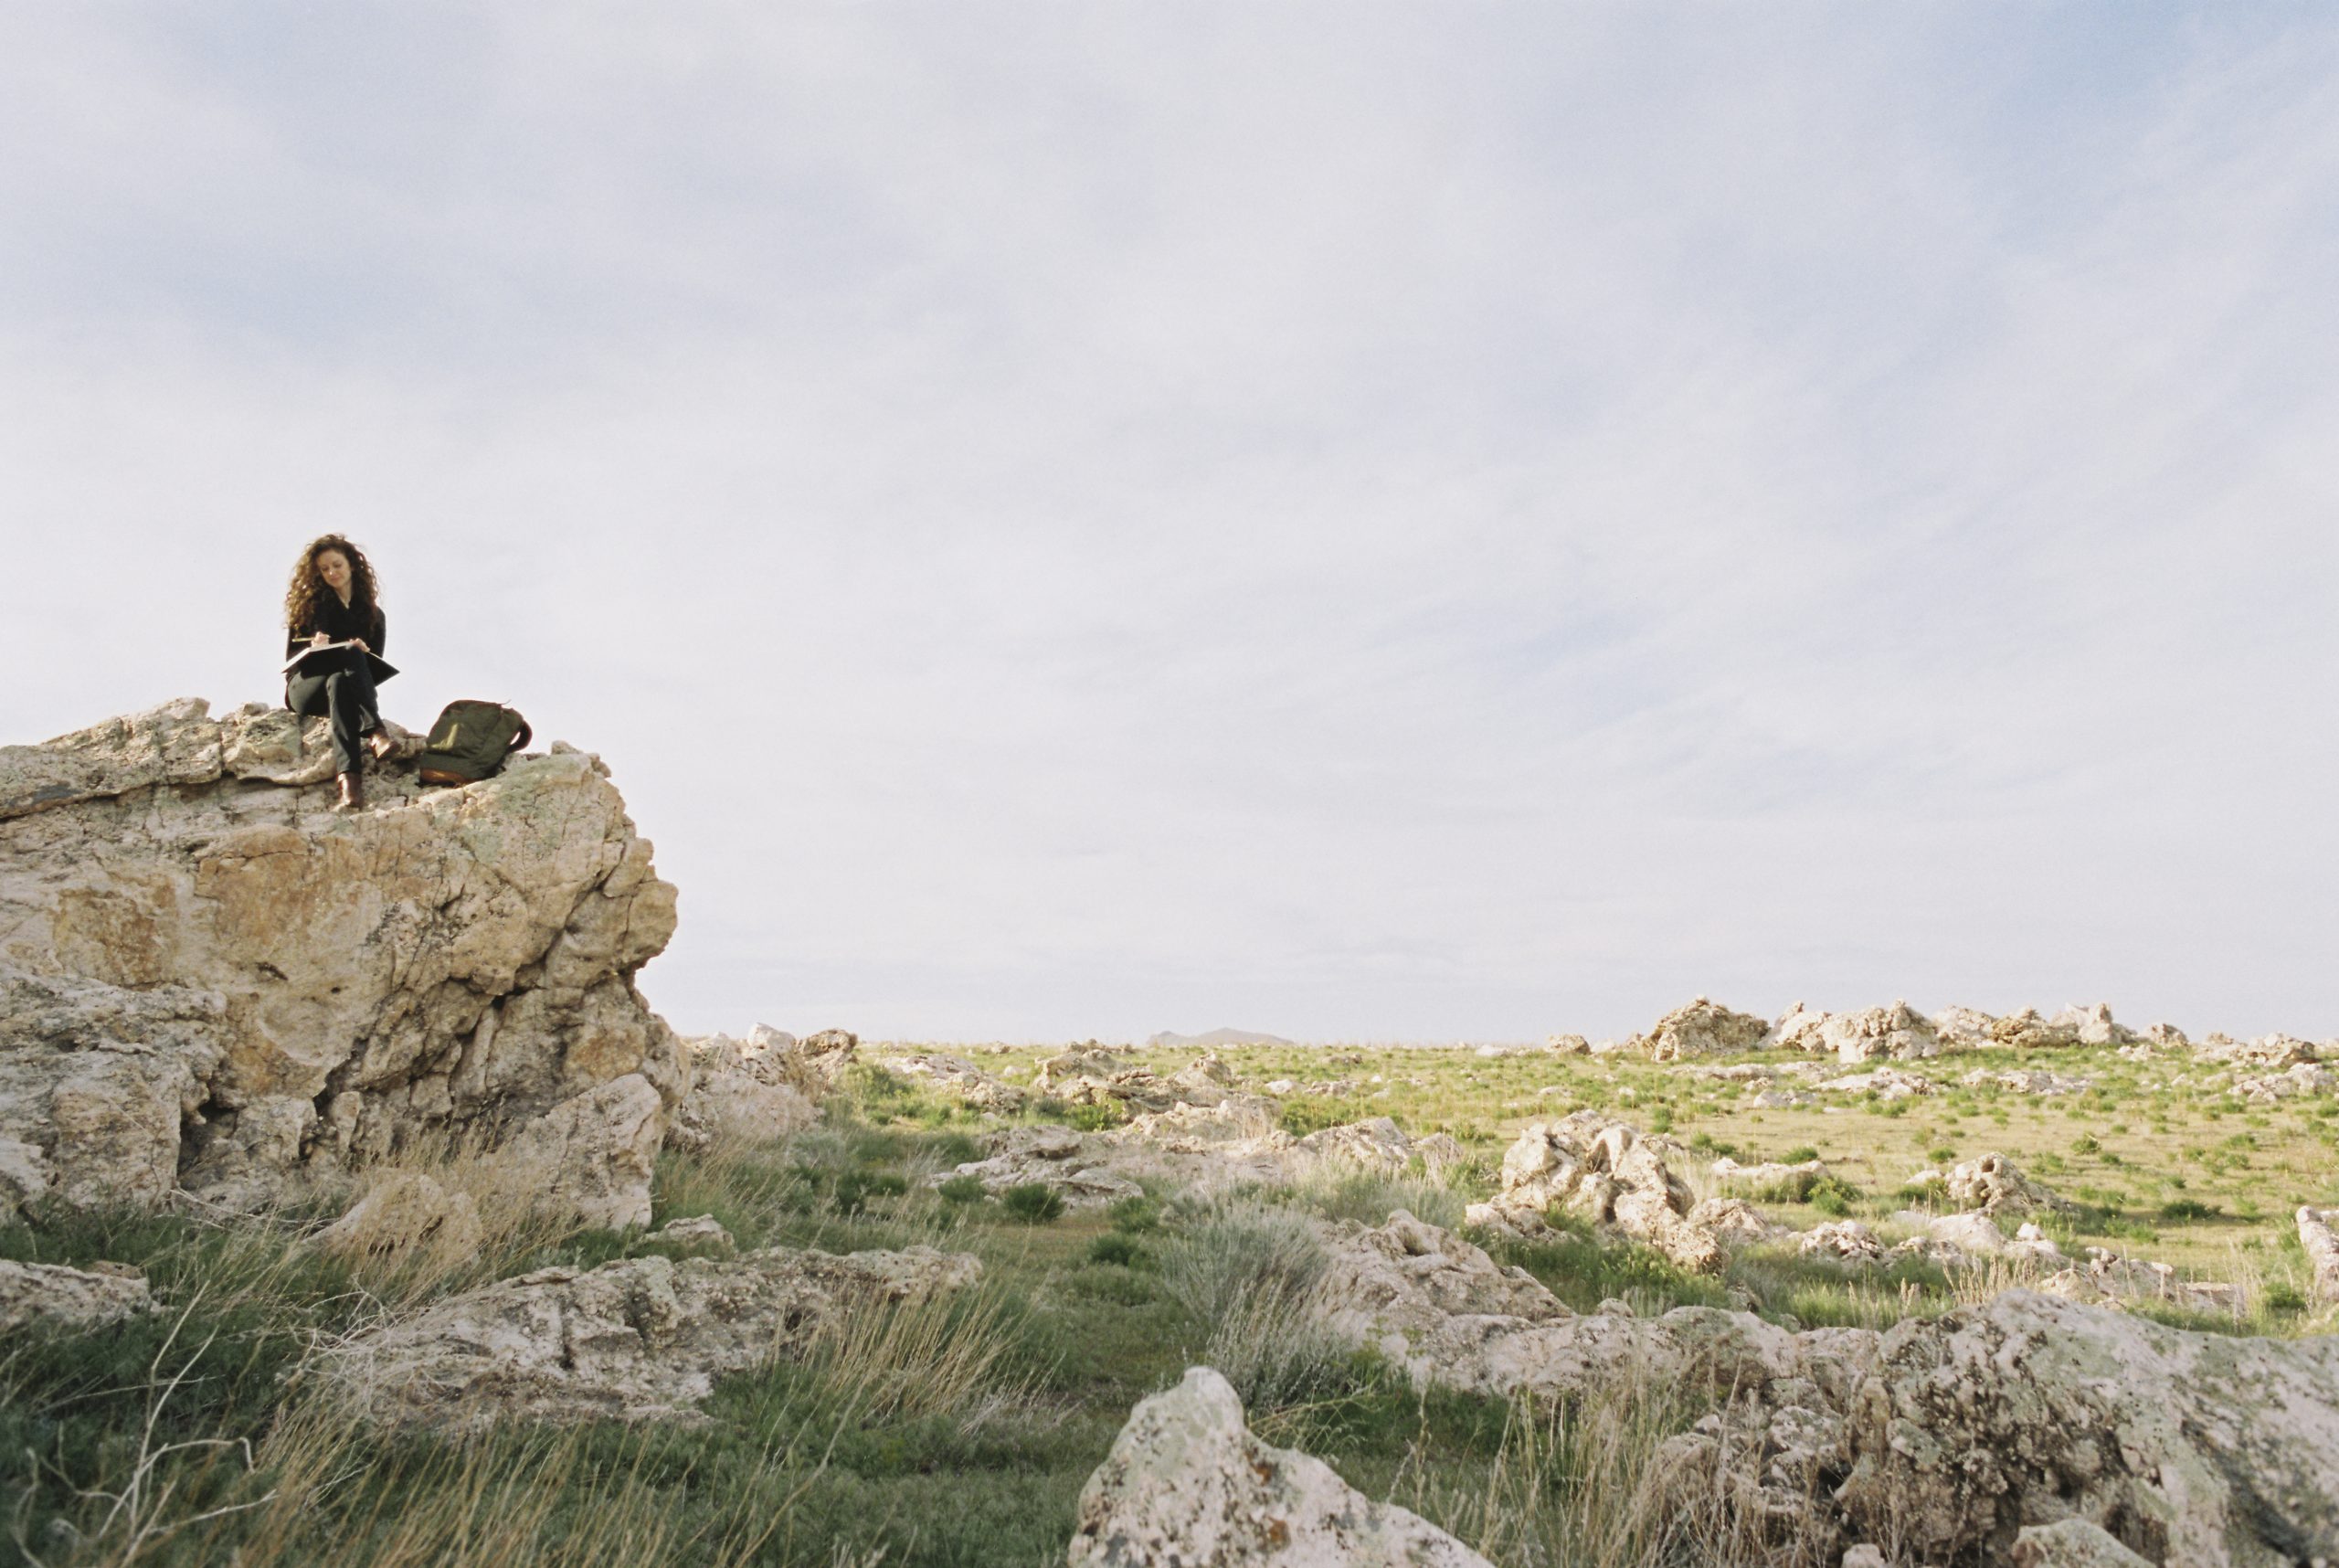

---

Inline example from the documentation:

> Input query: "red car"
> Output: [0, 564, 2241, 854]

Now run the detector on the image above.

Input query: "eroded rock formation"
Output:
[1071, 1366, 1493, 1568]
[312, 1243, 980, 1428]
[0, 700, 683, 1220]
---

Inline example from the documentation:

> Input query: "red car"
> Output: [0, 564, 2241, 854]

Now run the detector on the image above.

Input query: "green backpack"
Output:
[417, 701, 533, 786]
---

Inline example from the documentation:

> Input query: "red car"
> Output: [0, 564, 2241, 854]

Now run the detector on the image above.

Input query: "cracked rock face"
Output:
[1071, 1366, 1494, 1568]
[0, 700, 683, 1219]
[310, 1243, 980, 1429]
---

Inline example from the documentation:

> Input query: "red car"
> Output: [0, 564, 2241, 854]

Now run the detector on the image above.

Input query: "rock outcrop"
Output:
[1831, 1290, 2339, 1564]
[926, 1126, 1145, 1206]
[0, 701, 683, 1220]
[669, 1027, 824, 1151]
[1633, 998, 1770, 1061]
[1942, 1153, 2072, 1217]
[1466, 1116, 1737, 1270]
[880, 1051, 1028, 1113]
[1070, 1366, 1493, 1568]
[1770, 1000, 1940, 1062]
[0, 1257, 152, 1332]
[312, 1243, 979, 1428]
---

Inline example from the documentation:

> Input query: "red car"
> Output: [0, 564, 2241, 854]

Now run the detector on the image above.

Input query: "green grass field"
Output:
[3, 1035, 2330, 1567]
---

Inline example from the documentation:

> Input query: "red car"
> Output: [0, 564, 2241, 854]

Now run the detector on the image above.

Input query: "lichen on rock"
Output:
[0, 699, 684, 1223]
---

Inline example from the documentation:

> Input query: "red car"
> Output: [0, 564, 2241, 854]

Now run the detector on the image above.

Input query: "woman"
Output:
[283, 535, 397, 810]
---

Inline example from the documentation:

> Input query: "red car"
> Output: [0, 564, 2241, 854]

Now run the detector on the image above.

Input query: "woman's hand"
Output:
[310, 631, 332, 649]
[351, 638, 370, 653]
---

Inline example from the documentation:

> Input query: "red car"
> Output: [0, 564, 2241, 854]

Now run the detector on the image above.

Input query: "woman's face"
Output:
[315, 550, 352, 596]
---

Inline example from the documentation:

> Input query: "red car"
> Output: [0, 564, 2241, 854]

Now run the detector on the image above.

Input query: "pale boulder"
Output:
[1, 700, 684, 1217]
[1070, 1367, 1494, 1568]
[1635, 997, 1770, 1060]
[501, 1074, 664, 1230]
[313, 1243, 979, 1429]
[0, 1258, 152, 1332]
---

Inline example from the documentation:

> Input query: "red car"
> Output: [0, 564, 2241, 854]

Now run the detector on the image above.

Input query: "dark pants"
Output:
[287, 654, 381, 775]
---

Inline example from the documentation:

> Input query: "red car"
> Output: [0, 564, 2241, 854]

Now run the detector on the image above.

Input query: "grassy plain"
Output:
[2, 1035, 2331, 1567]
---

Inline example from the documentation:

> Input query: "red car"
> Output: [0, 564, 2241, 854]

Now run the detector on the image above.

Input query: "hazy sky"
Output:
[4, 5, 2335, 1043]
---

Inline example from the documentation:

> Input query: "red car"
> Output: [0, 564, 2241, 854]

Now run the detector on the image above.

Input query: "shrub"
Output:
[1808, 1183, 1852, 1219]
[2264, 1284, 2307, 1315]
[1000, 1182, 1066, 1224]
[830, 1170, 908, 1216]
[1065, 1099, 1129, 1133]
[2071, 1134, 2101, 1156]
[1781, 1146, 1821, 1165]
[2159, 1199, 2220, 1223]
[1087, 1234, 1148, 1268]
[1108, 1196, 1161, 1234]
[936, 1174, 988, 1205]
[1162, 1201, 1327, 1326]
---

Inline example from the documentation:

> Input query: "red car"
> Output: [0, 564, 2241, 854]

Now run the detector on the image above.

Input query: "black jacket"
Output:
[285, 595, 386, 662]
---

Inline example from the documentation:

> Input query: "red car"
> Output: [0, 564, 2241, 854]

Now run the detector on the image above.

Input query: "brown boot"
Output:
[335, 769, 365, 811]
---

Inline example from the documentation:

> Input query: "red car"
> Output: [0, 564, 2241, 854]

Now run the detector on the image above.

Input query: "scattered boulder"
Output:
[2048, 1002, 2137, 1047]
[1036, 1049, 1233, 1113]
[1821, 1066, 1936, 1099]
[648, 1213, 734, 1251]
[926, 1126, 1144, 1207]
[2196, 1033, 2319, 1068]
[312, 1243, 979, 1429]
[2035, 1247, 2241, 1317]
[1942, 1153, 2071, 1218]
[1295, 1116, 1414, 1174]
[1070, 1366, 1494, 1568]
[1932, 1005, 1998, 1049]
[1771, 1001, 1940, 1063]
[1709, 1155, 1834, 1194]
[882, 1051, 1029, 1114]
[1466, 1116, 1732, 1271]
[2300, 1206, 2339, 1306]
[1633, 998, 1770, 1061]
[2236, 1062, 2334, 1102]
[312, 1171, 482, 1262]
[1546, 1033, 1591, 1055]
[1798, 1221, 1886, 1263]
[0, 700, 684, 1218]
[0, 1258, 152, 1332]
[1963, 1067, 2094, 1097]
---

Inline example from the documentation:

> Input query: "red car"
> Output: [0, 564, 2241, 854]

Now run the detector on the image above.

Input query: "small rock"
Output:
[2010, 1520, 2153, 1567]
[0, 1258, 152, 1332]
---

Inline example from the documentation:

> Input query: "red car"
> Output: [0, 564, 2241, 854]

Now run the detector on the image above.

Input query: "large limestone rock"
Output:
[1633, 997, 1770, 1060]
[1070, 1366, 1493, 1568]
[312, 1243, 979, 1429]
[0, 1258, 152, 1332]
[1834, 1291, 2339, 1565]
[1770, 1000, 1941, 1063]
[1466, 1115, 1733, 1271]
[0, 701, 683, 1219]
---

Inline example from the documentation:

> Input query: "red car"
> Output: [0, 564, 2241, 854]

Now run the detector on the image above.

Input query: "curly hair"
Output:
[283, 535, 381, 634]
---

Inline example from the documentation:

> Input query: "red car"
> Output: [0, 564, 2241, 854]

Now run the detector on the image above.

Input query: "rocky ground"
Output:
[4, 705, 2337, 1568]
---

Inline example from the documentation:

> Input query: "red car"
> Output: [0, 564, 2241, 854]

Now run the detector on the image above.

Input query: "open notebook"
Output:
[281, 640, 399, 683]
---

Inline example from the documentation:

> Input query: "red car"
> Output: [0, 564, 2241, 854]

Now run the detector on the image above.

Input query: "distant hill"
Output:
[1148, 1026, 1296, 1049]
